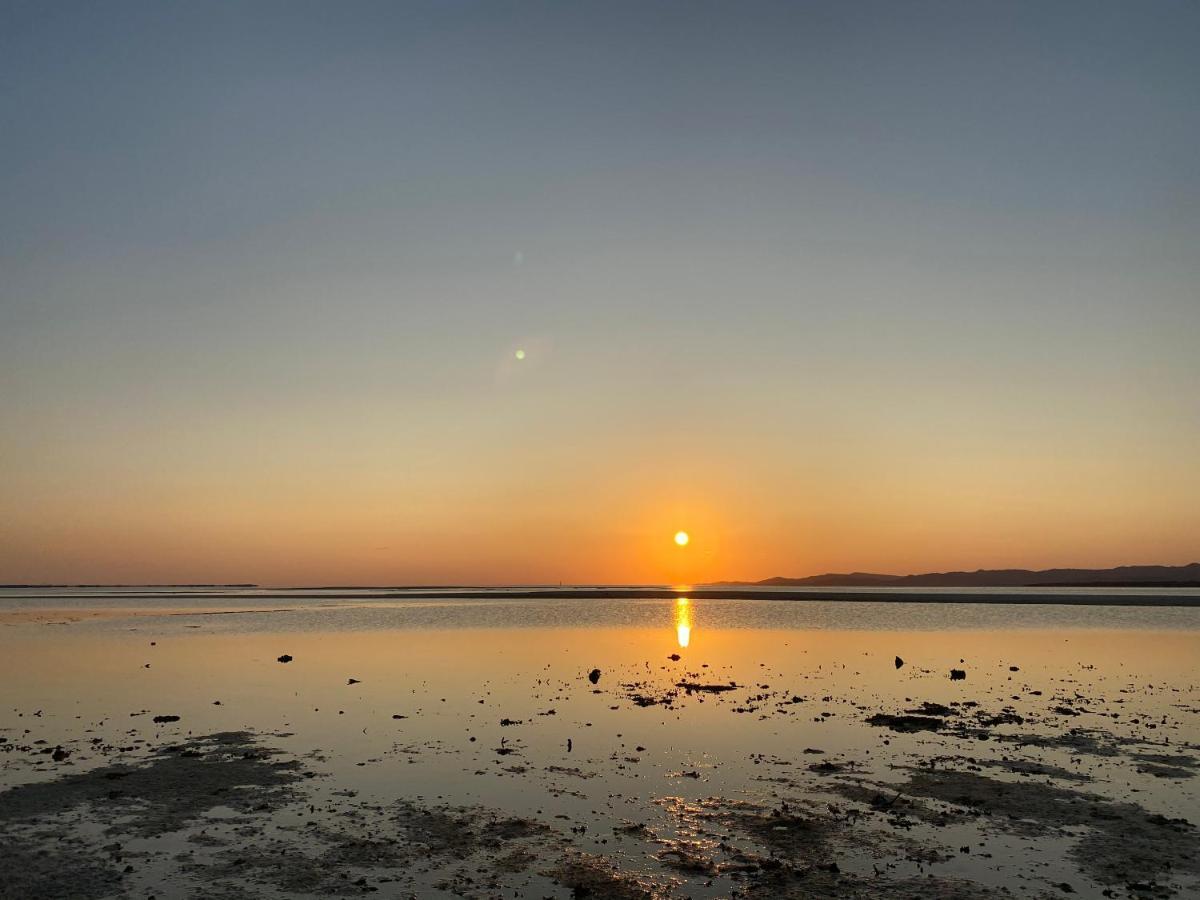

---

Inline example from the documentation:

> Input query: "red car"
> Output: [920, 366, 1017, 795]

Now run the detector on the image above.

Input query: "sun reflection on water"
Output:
[674, 597, 692, 648]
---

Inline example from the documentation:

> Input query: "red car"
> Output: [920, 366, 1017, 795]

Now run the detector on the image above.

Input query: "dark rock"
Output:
[979, 711, 1025, 727]
[895, 656, 905, 669]
[809, 761, 843, 774]
[907, 702, 956, 717]
[588, 668, 601, 684]
[866, 714, 945, 733]
[276, 655, 293, 663]
[676, 682, 737, 693]
[152, 715, 180, 724]
[950, 669, 967, 681]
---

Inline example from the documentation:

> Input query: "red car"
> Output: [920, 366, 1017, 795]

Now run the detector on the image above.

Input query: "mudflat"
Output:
[1, 592, 1198, 898]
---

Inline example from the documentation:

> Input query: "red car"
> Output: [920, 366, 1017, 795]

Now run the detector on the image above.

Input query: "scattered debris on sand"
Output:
[676, 680, 738, 694]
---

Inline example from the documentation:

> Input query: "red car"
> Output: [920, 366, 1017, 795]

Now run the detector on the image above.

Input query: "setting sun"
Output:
[674, 531, 689, 547]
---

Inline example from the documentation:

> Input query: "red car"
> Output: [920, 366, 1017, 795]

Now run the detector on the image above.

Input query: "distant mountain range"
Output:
[712, 562, 1200, 588]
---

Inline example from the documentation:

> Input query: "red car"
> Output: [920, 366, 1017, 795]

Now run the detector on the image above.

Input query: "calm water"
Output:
[2, 589, 1199, 898]
[2, 584, 1200, 631]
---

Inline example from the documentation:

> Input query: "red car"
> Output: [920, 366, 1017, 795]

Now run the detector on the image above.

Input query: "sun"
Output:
[674, 530, 690, 547]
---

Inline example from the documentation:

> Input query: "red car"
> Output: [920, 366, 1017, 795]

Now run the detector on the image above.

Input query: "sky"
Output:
[1, 1, 1198, 585]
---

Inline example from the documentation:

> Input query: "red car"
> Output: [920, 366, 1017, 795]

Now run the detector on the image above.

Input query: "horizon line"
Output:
[4, 559, 1198, 591]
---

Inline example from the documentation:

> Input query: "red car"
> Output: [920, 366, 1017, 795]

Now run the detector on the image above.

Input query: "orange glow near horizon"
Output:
[1, 441, 1197, 585]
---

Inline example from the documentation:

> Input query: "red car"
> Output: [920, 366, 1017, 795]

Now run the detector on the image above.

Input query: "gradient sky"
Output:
[2, 1, 1198, 585]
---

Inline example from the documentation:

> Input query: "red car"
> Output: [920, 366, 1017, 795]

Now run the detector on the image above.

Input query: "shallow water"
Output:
[2, 591, 1199, 898]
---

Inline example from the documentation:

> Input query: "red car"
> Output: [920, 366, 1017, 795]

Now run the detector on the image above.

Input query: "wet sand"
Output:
[1, 596, 1197, 898]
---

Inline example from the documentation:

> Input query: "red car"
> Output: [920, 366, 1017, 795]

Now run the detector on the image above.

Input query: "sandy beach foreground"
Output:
[1, 594, 1198, 899]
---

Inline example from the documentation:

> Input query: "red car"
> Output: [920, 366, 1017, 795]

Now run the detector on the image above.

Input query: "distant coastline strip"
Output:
[2, 588, 1199, 607]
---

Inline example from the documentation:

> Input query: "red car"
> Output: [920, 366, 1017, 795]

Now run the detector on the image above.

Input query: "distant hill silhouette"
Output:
[714, 563, 1200, 588]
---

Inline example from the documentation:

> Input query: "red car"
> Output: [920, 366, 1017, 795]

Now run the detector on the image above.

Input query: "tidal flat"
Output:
[1, 591, 1198, 899]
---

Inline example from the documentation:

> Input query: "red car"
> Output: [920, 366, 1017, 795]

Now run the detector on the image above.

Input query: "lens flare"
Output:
[674, 531, 689, 546]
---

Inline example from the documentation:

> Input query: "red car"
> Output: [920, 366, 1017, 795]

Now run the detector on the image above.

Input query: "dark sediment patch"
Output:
[1136, 762, 1197, 779]
[620, 680, 679, 708]
[969, 757, 1093, 783]
[1132, 752, 1199, 780]
[1132, 752, 1199, 769]
[494, 846, 539, 873]
[391, 801, 479, 856]
[826, 780, 958, 828]
[0, 834, 124, 900]
[738, 866, 1029, 899]
[907, 702, 957, 717]
[719, 803, 836, 858]
[184, 793, 558, 896]
[0, 731, 300, 836]
[190, 845, 373, 897]
[391, 798, 552, 858]
[676, 681, 738, 694]
[684, 796, 1020, 898]
[893, 768, 1200, 891]
[656, 840, 720, 875]
[546, 851, 667, 899]
[990, 728, 1128, 757]
[866, 713, 946, 733]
